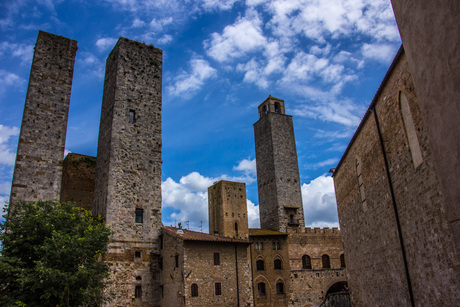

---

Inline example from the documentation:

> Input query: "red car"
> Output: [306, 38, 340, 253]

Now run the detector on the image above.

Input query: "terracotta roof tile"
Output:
[162, 226, 251, 244]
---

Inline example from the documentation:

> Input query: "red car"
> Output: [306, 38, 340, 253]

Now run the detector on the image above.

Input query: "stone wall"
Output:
[390, 1, 460, 253]
[250, 232, 291, 307]
[333, 50, 460, 306]
[254, 96, 305, 233]
[287, 228, 346, 306]
[160, 232, 185, 307]
[208, 180, 249, 239]
[93, 37, 163, 306]
[10, 31, 77, 205]
[60, 153, 96, 211]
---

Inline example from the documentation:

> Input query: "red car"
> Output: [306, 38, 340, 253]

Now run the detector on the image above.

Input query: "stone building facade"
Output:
[332, 47, 460, 306]
[160, 227, 253, 307]
[92, 37, 163, 306]
[60, 153, 96, 211]
[208, 180, 249, 239]
[254, 96, 305, 232]
[10, 31, 77, 205]
[11, 31, 346, 307]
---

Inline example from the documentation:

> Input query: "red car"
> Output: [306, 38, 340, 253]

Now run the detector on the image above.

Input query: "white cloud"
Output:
[162, 171, 260, 231]
[201, 0, 238, 11]
[167, 58, 216, 96]
[293, 99, 362, 127]
[0, 125, 19, 166]
[305, 158, 339, 170]
[233, 158, 256, 176]
[362, 43, 398, 63]
[247, 199, 260, 228]
[95, 37, 118, 51]
[77, 52, 105, 78]
[0, 41, 34, 65]
[149, 17, 173, 32]
[0, 70, 26, 96]
[157, 34, 173, 45]
[204, 9, 267, 62]
[302, 174, 339, 227]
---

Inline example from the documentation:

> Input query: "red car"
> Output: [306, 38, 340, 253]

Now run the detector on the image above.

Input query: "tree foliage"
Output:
[0, 200, 111, 306]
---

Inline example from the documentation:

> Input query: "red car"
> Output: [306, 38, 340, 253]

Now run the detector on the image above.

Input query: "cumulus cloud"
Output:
[0, 125, 19, 166]
[167, 58, 216, 97]
[293, 99, 362, 127]
[76, 52, 105, 78]
[233, 158, 256, 176]
[201, 0, 238, 11]
[302, 174, 339, 227]
[305, 158, 339, 170]
[162, 171, 260, 231]
[362, 43, 399, 63]
[0, 41, 34, 65]
[95, 37, 118, 51]
[204, 9, 266, 62]
[0, 70, 27, 96]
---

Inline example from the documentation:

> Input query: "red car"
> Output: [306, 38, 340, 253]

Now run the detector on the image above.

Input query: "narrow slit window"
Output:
[129, 109, 136, 123]
[214, 252, 220, 265]
[399, 91, 423, 168]
[135, 285, 142, 298]
[322, 254, 331, 269]
[191, 284, 198, 297]
[135, 208, 143, 223]
[215, 283, 222, 296]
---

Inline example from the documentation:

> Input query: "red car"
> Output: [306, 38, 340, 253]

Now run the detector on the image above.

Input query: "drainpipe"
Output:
[235, 245, 240, 307]
[371, 107, 415, 307]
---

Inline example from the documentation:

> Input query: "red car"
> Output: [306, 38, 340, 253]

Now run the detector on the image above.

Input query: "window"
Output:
[135, 208, 143, 223]
[129, 109, 136, 123]
[399, 91, 423, 168]
[175, 255, 179, 268]
[274, 259, 282, 270]
[302, 255, 312, 269]
[215, 283, 222, 295]
[160, 285, 164, 298]
[136, 276, 142, 281]
[272, 241, 280, 250]
[322, 254, 331, 269]
[256, 260, 265, 271]
[340, 254, 346, 268]
[191, 284, 198, 297]
[135, 251, 141, 258]
[255, 242, 263, 251]
[276, 282, 284, 294]
[214, 252, 220, 265]
[235, 222, 238, 236]
[274, 101, 281, 113]
[135, 285, 142, 298]
[258, 282, 266, 295]
[159, 257, 163, 270]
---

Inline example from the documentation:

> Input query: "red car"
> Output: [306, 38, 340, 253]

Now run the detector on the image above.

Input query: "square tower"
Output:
[254, 96, 305, 232]
[208, 180, 249, 239]
[92, 38, 162, 306]
[10, 31, 77, 205]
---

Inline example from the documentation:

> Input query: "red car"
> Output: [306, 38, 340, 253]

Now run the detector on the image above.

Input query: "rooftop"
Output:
[162, 226, 251, 244]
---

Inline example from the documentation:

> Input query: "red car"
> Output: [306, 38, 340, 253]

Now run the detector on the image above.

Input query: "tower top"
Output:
[257, 95, 286, 118]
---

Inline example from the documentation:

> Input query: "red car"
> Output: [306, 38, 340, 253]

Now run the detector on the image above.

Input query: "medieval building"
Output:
[332, 2, 460, 306]
[9, 31, 346, 306]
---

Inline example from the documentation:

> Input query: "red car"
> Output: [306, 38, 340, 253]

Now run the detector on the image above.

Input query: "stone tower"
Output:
[10, 31, 77, 205]
[92, 38, 162, 306]
[254, 96, 305, 232]
[208, 180, 249, 239]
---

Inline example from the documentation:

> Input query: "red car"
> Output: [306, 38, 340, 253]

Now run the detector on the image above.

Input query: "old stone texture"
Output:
[333, 50, 460, 306]
[390, 1, 460, 253]
[92, 37, 163, 306]
[10, 31, 77, 205]
[60, 153, 96, 211]
[160, 227, 253, 307]
[254, 96, 305, 233]
[208, 180, 249, 239]
[249, 230, 291, 307]
[287, 228, 346, 306]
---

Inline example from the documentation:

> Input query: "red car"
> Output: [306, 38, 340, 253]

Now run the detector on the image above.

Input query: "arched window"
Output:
[399, 91, 423, 168]
[263, 104, 268, 114]
[191, 283, 199, 297]
[276, 282, 284, 294]
[135, 276, 142, 281]
[302, 255, 312, 269]
[274, 259, 282, 270]
[322, 254, 331, 269]
[256, 259, 265, 271]
[258, 282, 266, 295]
[274, 102, 281, 113]
[340, 254, 346, 268]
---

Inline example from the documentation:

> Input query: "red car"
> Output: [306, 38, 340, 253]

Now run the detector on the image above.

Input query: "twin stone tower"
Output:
[10, 31, 306, 305]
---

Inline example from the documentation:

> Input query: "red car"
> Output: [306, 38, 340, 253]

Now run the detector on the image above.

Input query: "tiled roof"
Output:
[248, 228, 288, 236]
[162, 226, 251, 244]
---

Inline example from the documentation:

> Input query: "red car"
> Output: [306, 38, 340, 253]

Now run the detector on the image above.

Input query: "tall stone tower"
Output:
[208, 180, 249, 239]
[10, 31, 77, 205]
[92, 38, 162, 306]
[254, 96, 305, 232]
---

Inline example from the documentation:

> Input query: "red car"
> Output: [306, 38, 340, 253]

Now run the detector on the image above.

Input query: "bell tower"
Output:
[254, 96, 305, 232]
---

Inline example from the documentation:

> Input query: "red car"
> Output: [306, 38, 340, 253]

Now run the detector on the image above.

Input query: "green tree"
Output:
[0, 200, 111, 306]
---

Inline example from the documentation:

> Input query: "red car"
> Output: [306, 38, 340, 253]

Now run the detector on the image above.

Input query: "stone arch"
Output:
[275, 276, 286, 294]
[255, 275, 271, 299]
[273, 254, 284, 270]
[256, 255, 265, 271]
[325, 281, 348, 296]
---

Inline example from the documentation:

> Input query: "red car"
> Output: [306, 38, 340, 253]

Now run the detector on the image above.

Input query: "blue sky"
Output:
[0, 0, 401, 231]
